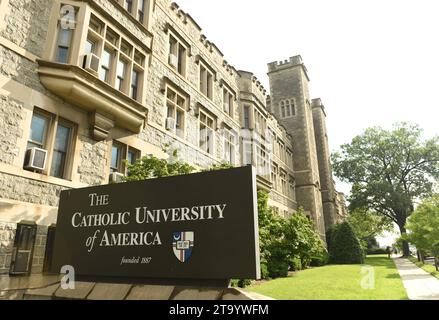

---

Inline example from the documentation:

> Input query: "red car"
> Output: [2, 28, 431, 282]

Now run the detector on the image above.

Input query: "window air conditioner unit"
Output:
[169, 54, 178, 68]
[109, 172, 125, 184]
[166, 117, 176, 132]
[83, 53, 100, 73]
[24, 148, 48, 171]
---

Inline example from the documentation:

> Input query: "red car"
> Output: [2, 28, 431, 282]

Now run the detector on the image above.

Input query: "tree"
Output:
[329, 222, 364, 264]
[346, 209, 393, 250]
[405, 195, 439, 264]
[123, 149, 195, 181]
[332, 123, 439, 256]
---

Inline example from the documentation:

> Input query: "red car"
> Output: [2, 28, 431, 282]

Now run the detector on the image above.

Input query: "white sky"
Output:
[176, 0, 439, 197]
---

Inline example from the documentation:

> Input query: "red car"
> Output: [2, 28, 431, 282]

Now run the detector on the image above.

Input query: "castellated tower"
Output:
[312, 98, 337, 231]
[267, 56, 326, 239]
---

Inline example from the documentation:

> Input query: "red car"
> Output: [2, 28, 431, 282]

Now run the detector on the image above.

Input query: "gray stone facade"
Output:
[0, 0, 345, 275]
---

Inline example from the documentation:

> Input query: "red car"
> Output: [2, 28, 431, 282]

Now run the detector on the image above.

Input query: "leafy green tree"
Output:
[123, 149, 195, 181]
[346, 209, 393, 250]
[329, 222, 364, 264]
[257, 190, 327, 278]
[406, 195, 439, 263]
[332, 123, 439, 256]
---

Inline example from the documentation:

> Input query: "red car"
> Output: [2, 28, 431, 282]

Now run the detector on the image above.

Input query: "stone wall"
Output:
[77, 135, 109, 186]
[0, 172, 66, 208]
[312, 99, 337, 230]
[142, 1, 242, 167]
[0, 0, 51, 57]
[0, 95, 24, 165]
[267, 57, 326, 237]
[30, 225, 48, 274]
[0, 45, 45, 93]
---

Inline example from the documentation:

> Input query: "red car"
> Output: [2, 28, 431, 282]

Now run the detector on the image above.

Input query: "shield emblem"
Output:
[172, 232, 194, 263]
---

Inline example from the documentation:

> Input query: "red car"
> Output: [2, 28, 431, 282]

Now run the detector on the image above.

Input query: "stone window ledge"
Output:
[37, 59, 148, 140]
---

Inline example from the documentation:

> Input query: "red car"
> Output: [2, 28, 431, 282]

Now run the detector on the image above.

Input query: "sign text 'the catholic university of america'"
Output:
[52, 166, 260, 281]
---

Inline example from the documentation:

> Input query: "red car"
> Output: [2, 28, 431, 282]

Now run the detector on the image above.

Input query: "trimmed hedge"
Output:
[329, 222, 364, 264]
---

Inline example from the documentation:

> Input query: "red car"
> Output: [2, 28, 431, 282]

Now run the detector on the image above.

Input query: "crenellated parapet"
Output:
[267, 55, 310, 81]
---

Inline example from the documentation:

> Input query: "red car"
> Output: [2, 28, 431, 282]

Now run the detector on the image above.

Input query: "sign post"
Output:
[52, 166, 260, 286]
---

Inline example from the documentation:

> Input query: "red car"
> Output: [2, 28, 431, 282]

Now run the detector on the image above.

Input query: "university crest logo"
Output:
[172, 232, 194, 263]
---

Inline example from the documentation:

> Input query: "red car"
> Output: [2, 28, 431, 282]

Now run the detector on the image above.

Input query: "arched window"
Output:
[280, 100, 295, 119]
[280, 101, 286, 118]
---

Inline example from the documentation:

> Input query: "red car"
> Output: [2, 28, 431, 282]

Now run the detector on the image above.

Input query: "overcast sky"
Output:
[176, 0, 439, 196]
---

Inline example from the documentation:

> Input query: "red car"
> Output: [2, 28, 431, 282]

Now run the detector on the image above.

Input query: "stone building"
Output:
[0, 0, 346, 275]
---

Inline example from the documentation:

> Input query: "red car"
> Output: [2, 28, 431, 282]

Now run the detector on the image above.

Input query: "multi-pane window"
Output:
[87, 14, 146, 102]
[243, 105, 251, 129]
[280, 171, 287, 195]
[278, 140, 286, 163]
[110, 141, 140, 175]
[223, 128, 236, 165]
[168, 34, 187, 76]
[254, 109, 266, 137]
[200, 63, 213, 99]
[256, 144, 270, 178]
[199, 110, 215, 155]
[280, 99, 295, 119]
[223, 88, 234, 118]
[271, 163, 279, 191]
[25, 109, 76, 180]
[118, 0, 149, 24]
[166, 86, 186, 138]
[99, 49, 112, 83]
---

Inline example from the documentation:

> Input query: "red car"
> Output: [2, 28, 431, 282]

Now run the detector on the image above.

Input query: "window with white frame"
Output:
[279, 99, 295, 119]
[168, 33, 187, 76]
[199, 110, 215, 155]
[199, 63, 213, 100]
[165, 86, 186, 138]
[85, 14, 146, 101]
[223, 128, 236, 165]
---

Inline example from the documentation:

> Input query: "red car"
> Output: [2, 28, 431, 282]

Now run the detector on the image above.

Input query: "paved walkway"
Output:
[393, 257, 439, 300]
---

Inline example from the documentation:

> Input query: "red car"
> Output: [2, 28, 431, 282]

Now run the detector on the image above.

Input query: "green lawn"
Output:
[247, 255, 408, 300]
[408, 257, 439, 280]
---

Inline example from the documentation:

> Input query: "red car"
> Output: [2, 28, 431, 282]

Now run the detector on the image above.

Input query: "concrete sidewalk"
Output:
[393, 257, 439, 300]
